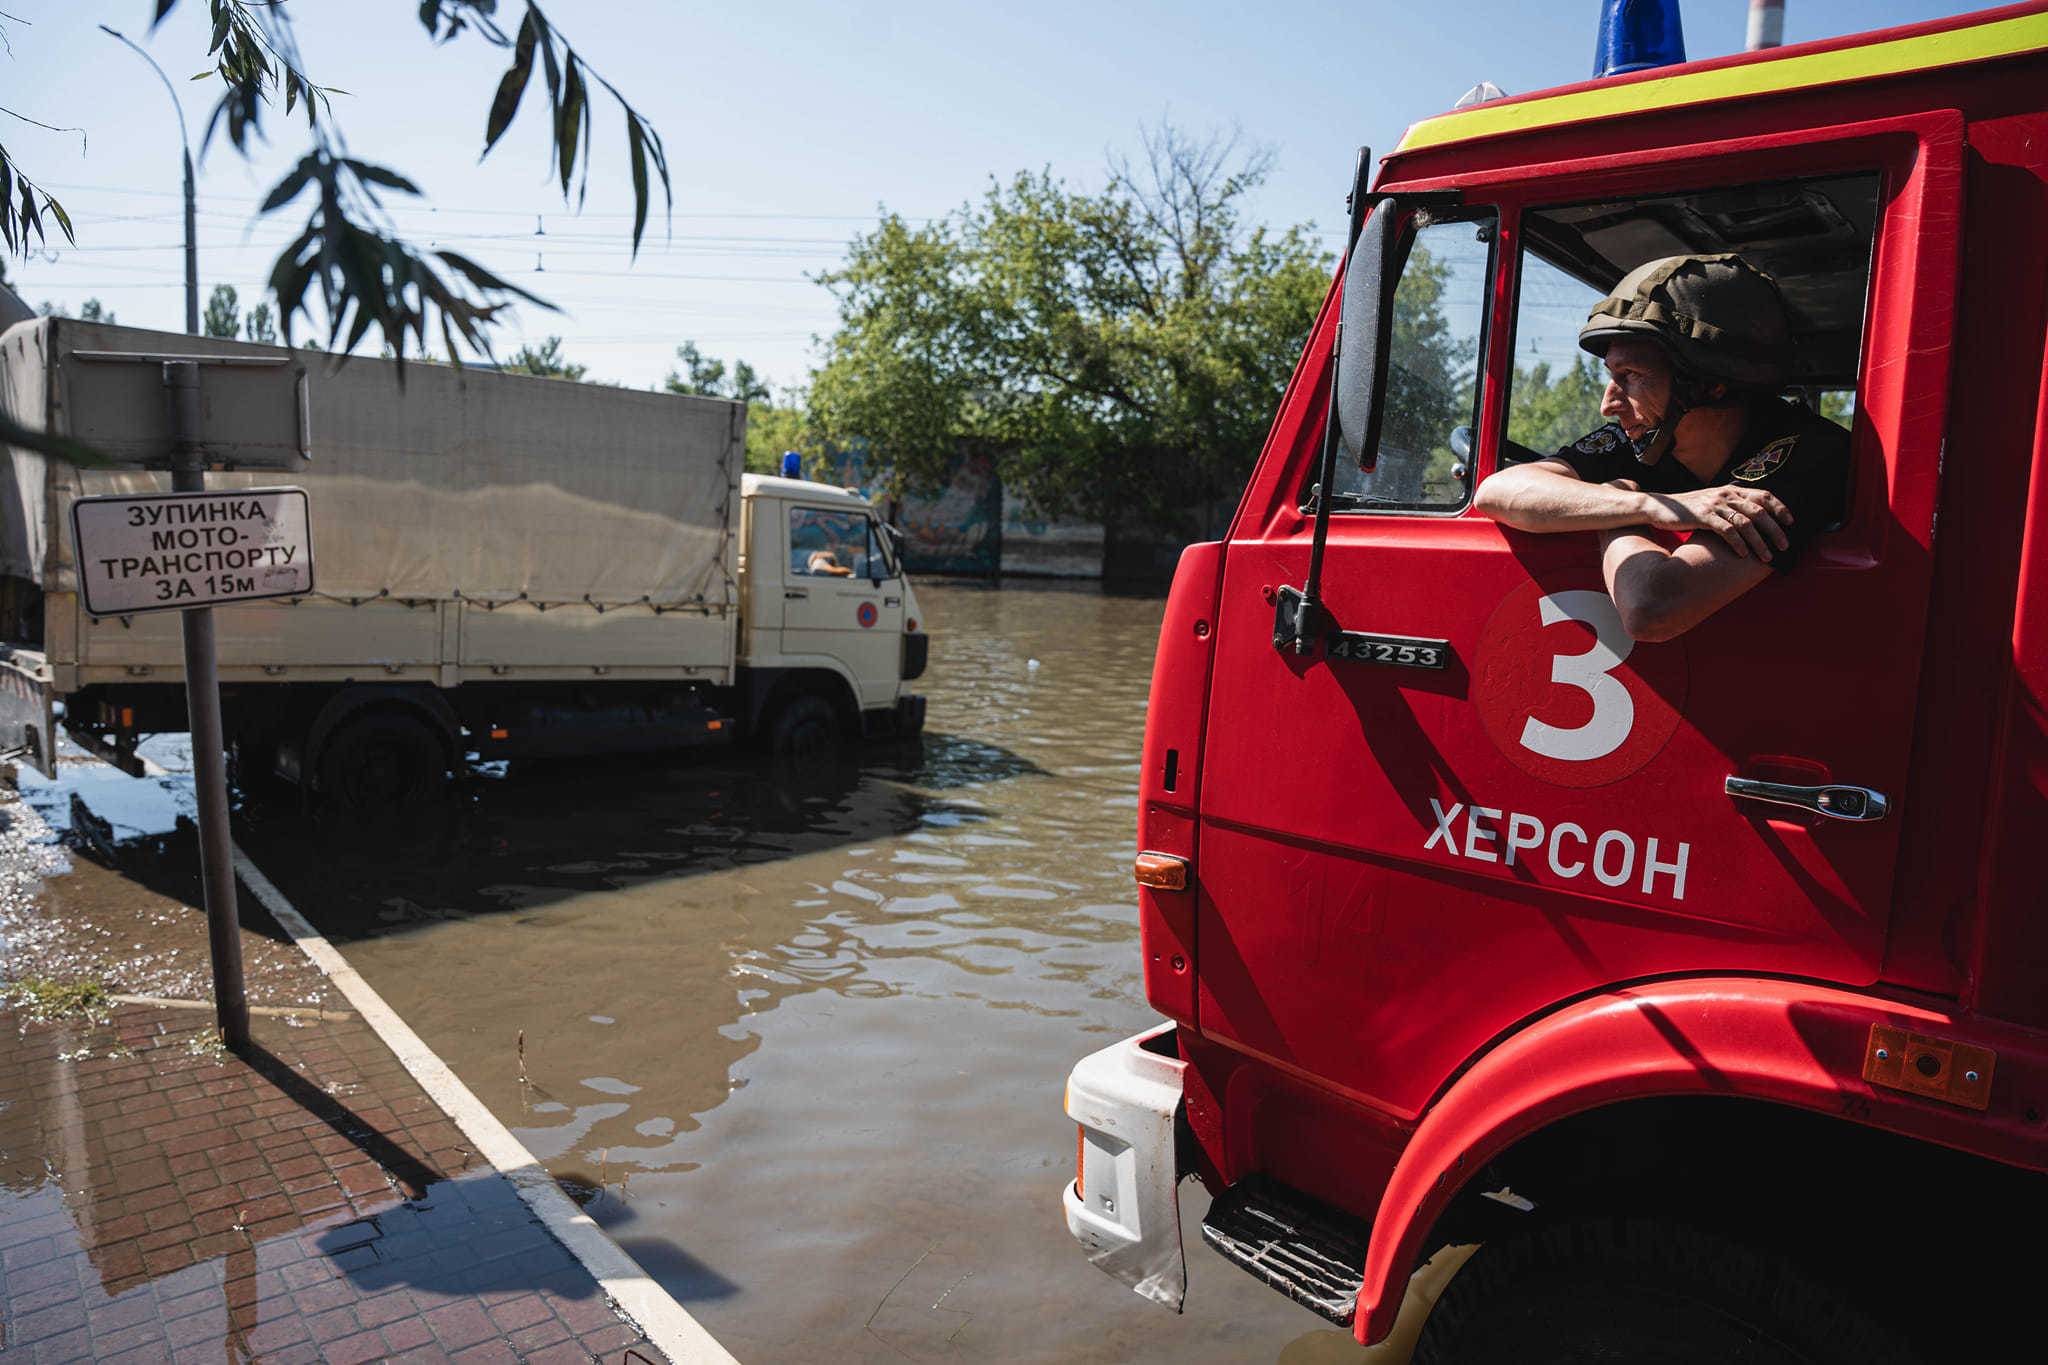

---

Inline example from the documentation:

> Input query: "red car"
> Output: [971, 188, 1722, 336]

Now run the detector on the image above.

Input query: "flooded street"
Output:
[222, 583, 1376, 1363]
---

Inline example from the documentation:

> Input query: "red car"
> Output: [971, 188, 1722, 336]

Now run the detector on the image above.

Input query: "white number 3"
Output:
[1520, 591, 1635, 763]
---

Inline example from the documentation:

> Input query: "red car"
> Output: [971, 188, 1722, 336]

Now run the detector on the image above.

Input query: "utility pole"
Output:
[163, 362, 249, 1049]
[182, 151, 198, 336]
[102, 26, 198, 335]
[95, 26, 248, 1050]
[1747, 0, 1785, 51]
[69, 348, 310, 1051]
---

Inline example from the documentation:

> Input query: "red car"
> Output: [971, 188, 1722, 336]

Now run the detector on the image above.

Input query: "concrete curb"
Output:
[232, 843, 740, 1365]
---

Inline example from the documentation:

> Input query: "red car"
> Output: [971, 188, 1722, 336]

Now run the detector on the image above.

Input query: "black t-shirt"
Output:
[1551, 398, 1850, 572]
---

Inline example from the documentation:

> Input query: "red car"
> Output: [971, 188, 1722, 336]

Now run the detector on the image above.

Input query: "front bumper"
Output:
[1061, 1023, 1188, 1311]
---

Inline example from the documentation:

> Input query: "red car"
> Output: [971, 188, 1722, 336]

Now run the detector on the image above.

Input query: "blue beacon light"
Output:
[1593, 0, 1687, 79]
[780, 450, 802, 479]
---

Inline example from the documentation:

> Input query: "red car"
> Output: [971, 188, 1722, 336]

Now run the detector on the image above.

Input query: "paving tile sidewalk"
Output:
[0, 1001, 668, 1364]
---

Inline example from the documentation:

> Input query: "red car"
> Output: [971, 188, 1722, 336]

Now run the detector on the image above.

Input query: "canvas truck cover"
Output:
[0, 318, 744, 689]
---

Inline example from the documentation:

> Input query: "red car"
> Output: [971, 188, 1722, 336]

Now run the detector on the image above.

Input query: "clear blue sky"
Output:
[2, 1, 1992, 393]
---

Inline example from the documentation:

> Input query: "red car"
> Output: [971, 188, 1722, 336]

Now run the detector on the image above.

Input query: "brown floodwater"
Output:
[216, 582, 1395, 1362]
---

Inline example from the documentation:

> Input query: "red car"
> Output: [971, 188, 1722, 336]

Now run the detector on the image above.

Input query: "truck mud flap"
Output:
[0, 650, 56, 779]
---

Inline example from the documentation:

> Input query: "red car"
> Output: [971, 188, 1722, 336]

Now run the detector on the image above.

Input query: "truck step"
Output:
[1199, 1176, 1370, 1326]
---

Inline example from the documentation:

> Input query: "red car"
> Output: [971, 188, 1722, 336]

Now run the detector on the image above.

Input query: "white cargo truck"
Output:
[0, 318, 928, 807]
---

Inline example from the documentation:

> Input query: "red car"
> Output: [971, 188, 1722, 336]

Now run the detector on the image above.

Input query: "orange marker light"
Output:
[707, 719, 724, 730]
[1134, 851, 1189, 891]
[489, 727, 509, 740]
[1075, 1124, 1086, 1198]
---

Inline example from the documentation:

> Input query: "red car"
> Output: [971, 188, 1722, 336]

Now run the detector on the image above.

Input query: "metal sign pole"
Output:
[163, 360, 250, 1050]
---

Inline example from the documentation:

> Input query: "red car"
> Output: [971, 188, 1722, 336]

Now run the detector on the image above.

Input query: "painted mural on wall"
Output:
[999, 494, 1106, 578]
[899, 452, 1003, 577]
[817, 447, 1103, 578]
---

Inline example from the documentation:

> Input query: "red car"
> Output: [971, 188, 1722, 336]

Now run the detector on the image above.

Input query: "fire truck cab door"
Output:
[1194, 116, 1961, 1122]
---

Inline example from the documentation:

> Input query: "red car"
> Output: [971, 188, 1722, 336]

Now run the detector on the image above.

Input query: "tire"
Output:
[316, 709, 448, 814]
[766, 694, 839, 761]
[229, 735, 289, 807]
[1412, 1216, 1919, 1365]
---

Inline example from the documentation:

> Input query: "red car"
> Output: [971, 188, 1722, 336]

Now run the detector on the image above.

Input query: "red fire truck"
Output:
[1063, 4, 2048, 1359]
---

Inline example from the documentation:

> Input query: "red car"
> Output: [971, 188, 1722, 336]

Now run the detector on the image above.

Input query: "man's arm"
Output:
[1473, 459, 1660, 531]
[1476, 461, 1796, 562]
[1598, 525, 1772, 642]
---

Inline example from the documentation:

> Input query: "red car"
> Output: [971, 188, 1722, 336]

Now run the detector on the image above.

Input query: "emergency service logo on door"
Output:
[1473, 580, 1688, 788]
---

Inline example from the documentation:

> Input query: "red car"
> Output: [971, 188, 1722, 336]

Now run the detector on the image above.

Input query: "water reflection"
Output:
[231, 582, 1337, 1361]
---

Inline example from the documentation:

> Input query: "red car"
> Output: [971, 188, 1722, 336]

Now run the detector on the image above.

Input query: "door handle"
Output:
[1725, 776, 1890, 822]
[784, 589, 808, 600]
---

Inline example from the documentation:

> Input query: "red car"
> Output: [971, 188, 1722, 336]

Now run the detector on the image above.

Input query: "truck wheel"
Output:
[317, 710, 448, 813]
[1412, 1216, 1917, 1365]
[229, 736, 288, 806]
[767, 694, 838, 760]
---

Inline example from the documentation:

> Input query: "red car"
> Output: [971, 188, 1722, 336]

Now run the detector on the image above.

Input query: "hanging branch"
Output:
[423, 1, 673, 258]
[0, 145, 73, 254]
[0, 1, 673, 374]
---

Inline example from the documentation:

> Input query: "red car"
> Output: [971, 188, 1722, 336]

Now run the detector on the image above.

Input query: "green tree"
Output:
[743, 401, 809, 475]
[1369, 241, 1464, 499]
[1506, 354, 1607, 455]
[667, 340, 786, 471]
[0, 3, 669, 368]
[503, 336, 586, 381]
[244, 302, 279, 345]
[1818, 389, 1854, 430]
[808, 125, 1331, 534]
[34, 298, 116, 323]
[666, 342, 770, 404]
[203, 284, 241, 339]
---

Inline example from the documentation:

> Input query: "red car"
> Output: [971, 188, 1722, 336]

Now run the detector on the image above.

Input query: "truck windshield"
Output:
[1323, 212, 1497, 512]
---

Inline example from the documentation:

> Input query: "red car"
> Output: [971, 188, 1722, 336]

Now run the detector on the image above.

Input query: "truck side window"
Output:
[1325, 213, 1496, 511]
[1507, 174, 1880, 478]
[1503, 252, 1608, 459]
[789, 506, 870, 578]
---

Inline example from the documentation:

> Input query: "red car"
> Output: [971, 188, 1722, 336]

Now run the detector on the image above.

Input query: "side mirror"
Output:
[1449, 424, 1473, 483]
[1335, 200, 1400, 473]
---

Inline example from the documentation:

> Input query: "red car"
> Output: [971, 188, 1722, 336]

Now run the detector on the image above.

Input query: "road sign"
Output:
[71, 488, 313, 618]
[65, 348, 311, 469]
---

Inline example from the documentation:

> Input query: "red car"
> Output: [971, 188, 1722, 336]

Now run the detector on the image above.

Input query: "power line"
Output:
[30, 240, 850, 260]
[42, 179, 935, 224]
[24, 266, 833, 287]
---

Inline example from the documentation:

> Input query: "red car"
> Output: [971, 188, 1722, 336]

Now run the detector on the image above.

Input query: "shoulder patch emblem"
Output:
[1731, 435, 1797, 483]
[1573, 426, 1623, 457]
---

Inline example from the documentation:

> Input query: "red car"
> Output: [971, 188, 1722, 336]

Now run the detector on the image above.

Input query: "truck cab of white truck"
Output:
[736, 472, 928, 756]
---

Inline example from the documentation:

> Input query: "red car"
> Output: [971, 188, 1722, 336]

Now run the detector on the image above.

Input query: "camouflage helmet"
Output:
[1578, 253, 1792, 389]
